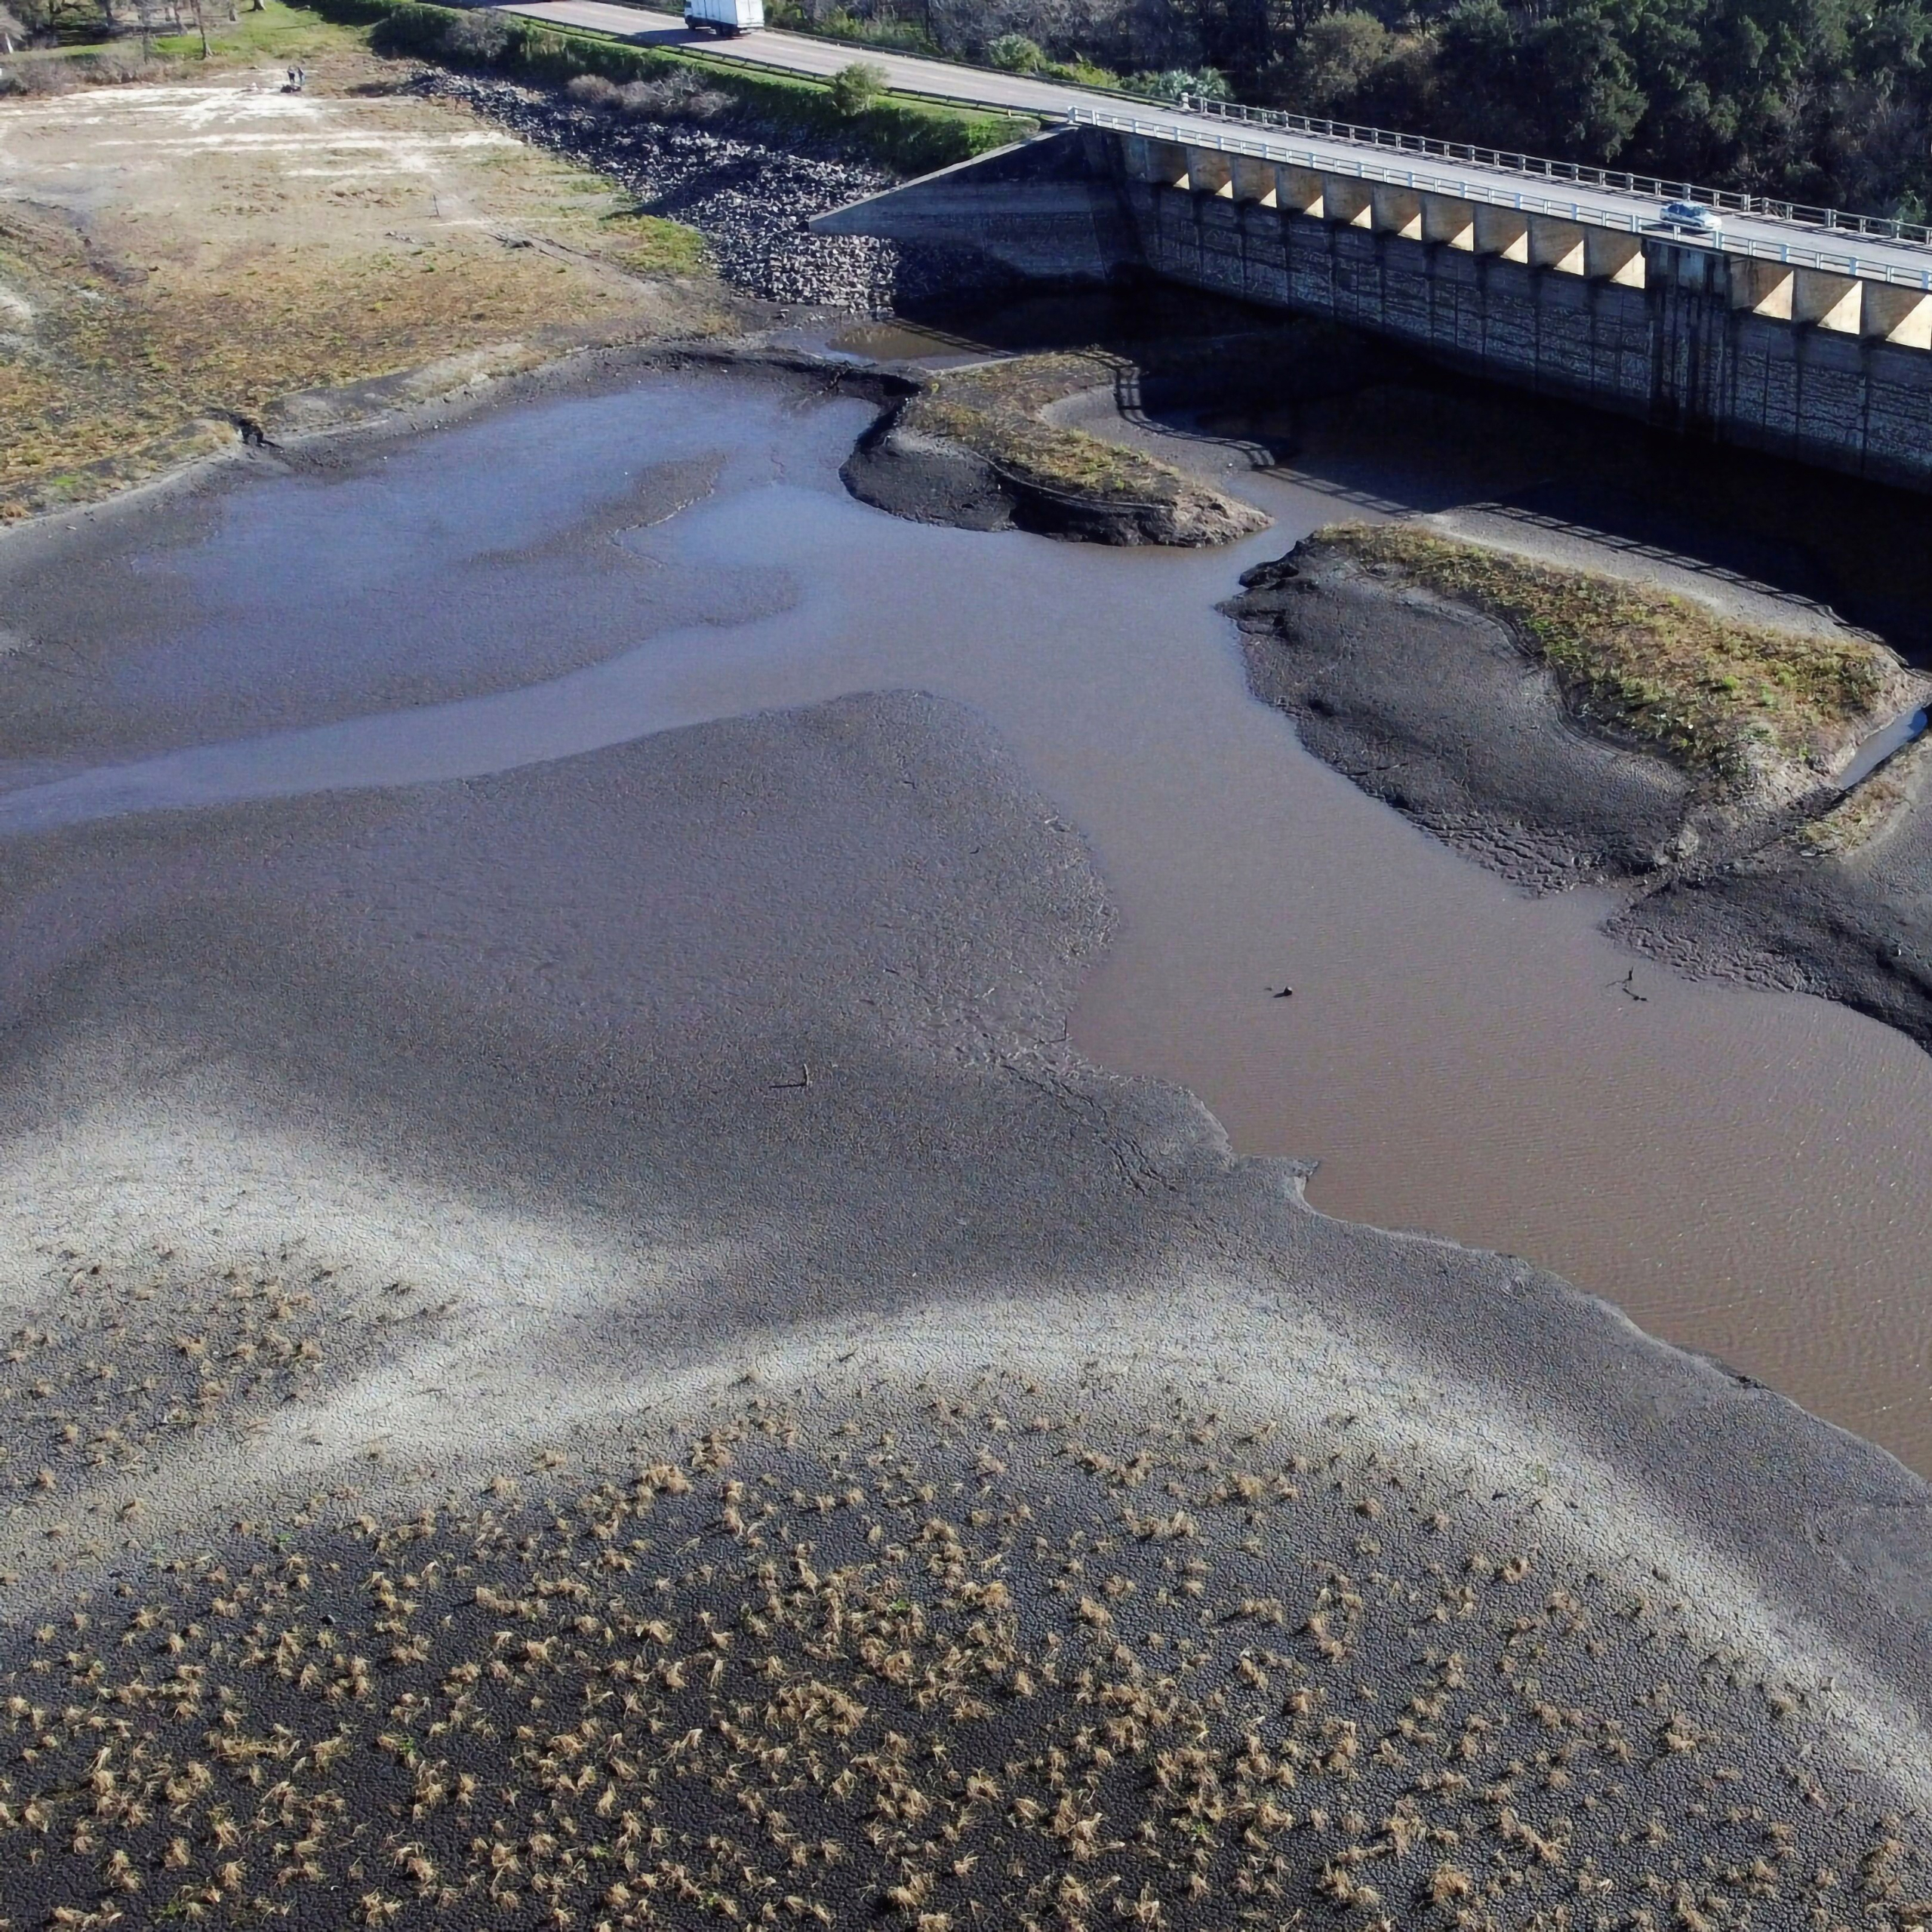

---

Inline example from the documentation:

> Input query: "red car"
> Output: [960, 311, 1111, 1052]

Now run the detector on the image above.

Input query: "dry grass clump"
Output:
[0, 44, 162, 94]
[0, 1375, 1915, 1929]
[1319, 525, 1904, 783]
[903, 353, 1260, 535]
[568, 69, 733, 122]
[0, 1241, 449, 1583]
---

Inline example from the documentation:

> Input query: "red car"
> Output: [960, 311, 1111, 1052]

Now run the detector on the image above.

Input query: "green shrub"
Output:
[1128, 65, 1232, 102]
[1038, 56, 1118, 86]
[828, 57, 886, 114]
[986, 32, 1043, 72]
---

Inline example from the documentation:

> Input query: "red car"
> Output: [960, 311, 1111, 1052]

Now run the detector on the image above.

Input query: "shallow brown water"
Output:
[2, 367, 1929, 1469]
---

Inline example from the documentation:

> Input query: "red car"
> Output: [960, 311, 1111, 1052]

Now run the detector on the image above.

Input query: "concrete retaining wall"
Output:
[810, 127, 1932, 491]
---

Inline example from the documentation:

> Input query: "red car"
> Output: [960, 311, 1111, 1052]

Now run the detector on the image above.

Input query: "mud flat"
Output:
[5, 697, 1932, 1923]
[1617, 745, 1932, 1048]
[3, 358, 1932, 1921]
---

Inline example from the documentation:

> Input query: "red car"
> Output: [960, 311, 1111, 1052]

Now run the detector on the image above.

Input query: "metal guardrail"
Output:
[1068, 103, 1932, 292]
[1175, 94, 1932, 253]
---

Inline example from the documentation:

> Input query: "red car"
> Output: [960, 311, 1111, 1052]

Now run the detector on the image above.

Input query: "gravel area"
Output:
[414, 71, 1003, 310]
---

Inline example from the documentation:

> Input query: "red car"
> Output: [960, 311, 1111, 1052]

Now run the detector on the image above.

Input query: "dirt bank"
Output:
[845, 350, 1272, 546]
[842, 328, 1380, 548]
[0, 48, 759, 520]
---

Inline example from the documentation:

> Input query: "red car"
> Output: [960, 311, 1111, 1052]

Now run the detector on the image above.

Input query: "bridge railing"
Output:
[1172, 94, 1932, 253]
[1066, 104, 1932, 291]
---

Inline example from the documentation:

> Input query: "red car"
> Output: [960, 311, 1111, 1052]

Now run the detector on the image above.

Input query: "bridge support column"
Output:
[1731, 260, 1795, 318]
[1231, 154, 1277, 205]
[1370, 184, 1423, 238]
[1422, 193, 1476, 249]
[1529, 215, 1586, 273]
[1322, 177, 1374, 226]
[1276, 167, 1326, 218]
[1185, 147, 1234, 196]
[1585, 229, 1645, 287]
[1863, 283, 1932, 349]
[1140, 140, 1191, 189]
[1473, 207, 1530, 260]
[1795, 267, 1863, 332]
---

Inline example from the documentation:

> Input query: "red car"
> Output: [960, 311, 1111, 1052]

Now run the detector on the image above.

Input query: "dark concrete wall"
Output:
[1123, 177, 1932, 491]
[811, 128, 1137, 285]
[809, 127, 1932, 491]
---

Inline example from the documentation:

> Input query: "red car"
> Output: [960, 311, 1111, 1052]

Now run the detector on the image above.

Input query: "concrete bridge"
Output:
[814, 110, 1932, 491]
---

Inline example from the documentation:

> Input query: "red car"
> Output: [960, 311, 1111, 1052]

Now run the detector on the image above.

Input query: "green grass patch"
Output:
[596, 207, 711, 275]
[307, 0, 1035, 174]
[149, 0, 374, 62]
[1321, 523, 1894, 779]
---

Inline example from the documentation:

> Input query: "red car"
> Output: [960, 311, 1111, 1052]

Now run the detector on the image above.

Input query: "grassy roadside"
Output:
[1320, 522, 1905, 783]
[310, 0, 1036, 173]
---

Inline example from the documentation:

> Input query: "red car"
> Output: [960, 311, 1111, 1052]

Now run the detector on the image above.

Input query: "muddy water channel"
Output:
[4, 366, 1930, 1469]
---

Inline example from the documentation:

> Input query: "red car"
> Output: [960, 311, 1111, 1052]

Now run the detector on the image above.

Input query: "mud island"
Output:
[1229, 525, 1932, 1048]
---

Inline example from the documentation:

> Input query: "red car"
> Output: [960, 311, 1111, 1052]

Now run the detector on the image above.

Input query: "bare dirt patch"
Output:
[0, 54, 733, 517]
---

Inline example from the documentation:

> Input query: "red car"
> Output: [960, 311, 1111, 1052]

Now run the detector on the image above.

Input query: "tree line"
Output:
[791, 0, 1932, 217]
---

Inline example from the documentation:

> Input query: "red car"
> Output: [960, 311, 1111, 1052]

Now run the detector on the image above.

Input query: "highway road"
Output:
[500, 0, 1084, 113]
[500, 0, 1932, 288]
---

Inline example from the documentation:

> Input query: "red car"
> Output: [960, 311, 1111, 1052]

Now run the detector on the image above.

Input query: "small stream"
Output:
[4, 365, 1930, 1469]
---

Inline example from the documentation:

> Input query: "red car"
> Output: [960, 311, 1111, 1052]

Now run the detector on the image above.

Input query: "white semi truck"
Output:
[684, 0, 762, 34]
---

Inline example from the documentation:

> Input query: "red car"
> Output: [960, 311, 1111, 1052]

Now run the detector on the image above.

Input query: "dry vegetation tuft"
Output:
[901, 352, 1266, 540]
[0, 1364, 1919, 1928]
[1320, 524, 1906, 782]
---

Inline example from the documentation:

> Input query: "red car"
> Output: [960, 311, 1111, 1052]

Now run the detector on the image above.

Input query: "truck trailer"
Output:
[684, 0, 762, 34]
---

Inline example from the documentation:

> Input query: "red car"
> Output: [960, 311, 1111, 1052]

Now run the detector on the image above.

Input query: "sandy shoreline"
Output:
[2, 350, 1932, 1917]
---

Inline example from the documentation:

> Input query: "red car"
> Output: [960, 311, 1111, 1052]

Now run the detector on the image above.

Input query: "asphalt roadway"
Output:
[499, 0, 1932, 288]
